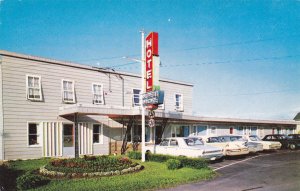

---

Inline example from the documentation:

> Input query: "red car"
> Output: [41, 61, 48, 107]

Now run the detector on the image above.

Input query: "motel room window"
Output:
[93, 124, 103, 144]
[210, 127, 217, 135]
[172, 126, 190, 137]
[26, 75, 42, 101]
[92, 83, 104, 104]
[250, 127, 257, 135]
[28, 123, 41, 146]
[132, 89, 141, 107]
[62, 80, 75, 103]
[175, 93, 183, 111]
[236, 126, 243, 135]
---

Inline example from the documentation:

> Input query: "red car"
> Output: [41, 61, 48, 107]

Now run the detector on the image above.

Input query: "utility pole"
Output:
[140, 29, 146, 162]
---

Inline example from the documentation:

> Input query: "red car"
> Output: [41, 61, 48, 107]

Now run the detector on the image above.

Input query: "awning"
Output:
[59, 104, 297, 127]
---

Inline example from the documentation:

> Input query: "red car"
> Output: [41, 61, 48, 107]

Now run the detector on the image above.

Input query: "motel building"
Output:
[0, 50, 298, 160]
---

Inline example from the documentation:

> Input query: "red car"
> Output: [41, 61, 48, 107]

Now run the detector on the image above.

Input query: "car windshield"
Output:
[184, 138, 204, 146]
[249, 135, 261, 141]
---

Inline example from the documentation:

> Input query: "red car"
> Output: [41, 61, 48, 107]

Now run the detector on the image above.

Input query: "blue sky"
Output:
[1, 0, 300, 120]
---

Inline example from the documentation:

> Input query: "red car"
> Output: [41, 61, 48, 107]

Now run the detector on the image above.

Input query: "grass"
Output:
[2, 158, 215, 191]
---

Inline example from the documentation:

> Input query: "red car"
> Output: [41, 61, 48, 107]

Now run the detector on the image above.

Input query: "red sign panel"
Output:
[145, 32, 159, 92]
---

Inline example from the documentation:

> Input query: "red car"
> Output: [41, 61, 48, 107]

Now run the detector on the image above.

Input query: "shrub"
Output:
[147, 154, 208, 169]
[147, 153, 176, 162]
[45, 155, 139, 174]
[178, 157, 208, 169]
[127, 151, 142, 160]
[166, 159, 181, 170]
[16, 171, 49, 190]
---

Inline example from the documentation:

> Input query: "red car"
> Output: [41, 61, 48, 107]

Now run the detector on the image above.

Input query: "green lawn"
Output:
[2, 158, 215, 191]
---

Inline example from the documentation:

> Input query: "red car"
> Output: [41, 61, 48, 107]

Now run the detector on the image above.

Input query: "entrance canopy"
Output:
[59, 104, 297, 127]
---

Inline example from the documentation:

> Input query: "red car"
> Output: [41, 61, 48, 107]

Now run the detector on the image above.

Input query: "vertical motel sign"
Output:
[145, 32, 160, 92]
[143, 32, 164, 111]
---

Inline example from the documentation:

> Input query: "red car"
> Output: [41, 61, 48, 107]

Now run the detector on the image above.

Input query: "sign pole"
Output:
[141, 30, 146, 162]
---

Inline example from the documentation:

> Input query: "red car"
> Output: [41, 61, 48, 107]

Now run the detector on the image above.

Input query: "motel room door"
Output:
[63, 124, 75, 157]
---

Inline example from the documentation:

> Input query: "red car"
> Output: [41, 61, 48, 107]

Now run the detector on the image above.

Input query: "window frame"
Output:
[92, 83, 104, 105]
[92, 123, 104, 144]
[27, 122, 42, 147]
[174, 93, 184, 111]
[62, 79, 75, 103]
[26, 74, 42, 101]
[132, 88, 141, 107]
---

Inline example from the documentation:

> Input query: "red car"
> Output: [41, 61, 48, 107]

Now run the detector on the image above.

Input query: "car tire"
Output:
[289, 144, 296, 150]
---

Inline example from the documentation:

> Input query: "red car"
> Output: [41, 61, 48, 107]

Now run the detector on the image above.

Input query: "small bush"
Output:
[147, 153, 176, 162]
[127, 151, 142, 160]
[166, 159, 181, 170]
[16, 171, 49, 190]
[179, 157, 208, 169]
[147, 154, 208, 169]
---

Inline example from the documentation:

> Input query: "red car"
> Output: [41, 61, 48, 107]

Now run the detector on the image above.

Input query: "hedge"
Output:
[127, 151, 142, 160]
[147, 153, 208, 169]
[16, 171, 49, 190]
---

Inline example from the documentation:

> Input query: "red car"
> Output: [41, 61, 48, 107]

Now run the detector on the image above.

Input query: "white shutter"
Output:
[79, 123, 93, 155]
[43, 122, 62, 157]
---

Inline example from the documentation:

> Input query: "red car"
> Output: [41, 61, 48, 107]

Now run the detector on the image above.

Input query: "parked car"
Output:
[197, 135, 249, 156]
[227, 135, 264, 153]
[288, 134, 300, 140]
[243, 135, 281, 150]
[145, 137, 224, 161]
[262, 134, 300, 150]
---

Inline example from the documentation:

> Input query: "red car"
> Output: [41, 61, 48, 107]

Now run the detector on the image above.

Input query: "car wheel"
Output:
[289, 144, 296, 150]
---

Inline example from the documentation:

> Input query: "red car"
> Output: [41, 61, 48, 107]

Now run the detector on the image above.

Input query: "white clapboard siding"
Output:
[43, 122, 62, 157]
[79, 123, 93, 155]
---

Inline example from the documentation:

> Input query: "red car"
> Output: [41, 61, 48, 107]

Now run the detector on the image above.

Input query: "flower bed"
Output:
[39, 156, 143, 178]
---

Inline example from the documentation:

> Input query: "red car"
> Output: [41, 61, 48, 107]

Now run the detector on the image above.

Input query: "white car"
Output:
[198, 135, 249, 156]
[223, 135, 264, 153]
[243, 135, 282, 150]
[145, 137, 224, 160]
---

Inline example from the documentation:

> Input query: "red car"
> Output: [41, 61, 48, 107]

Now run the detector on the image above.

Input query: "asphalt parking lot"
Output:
[160, 150, 300, 191]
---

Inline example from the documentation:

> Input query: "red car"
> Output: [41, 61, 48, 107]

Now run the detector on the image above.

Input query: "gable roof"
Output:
[294, 112, 300, 120]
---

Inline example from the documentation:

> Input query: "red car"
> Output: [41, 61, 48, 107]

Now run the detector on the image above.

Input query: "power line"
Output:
[109, 54, 300, 70]
[69, 34, 300, 64]
[201, 89, 300, 97]
[175, 34, 300, 52]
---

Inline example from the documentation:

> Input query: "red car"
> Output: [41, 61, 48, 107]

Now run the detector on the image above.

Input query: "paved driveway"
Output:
[160, 150, 300, 191]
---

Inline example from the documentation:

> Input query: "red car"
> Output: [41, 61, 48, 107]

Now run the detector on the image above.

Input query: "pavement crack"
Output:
[241, 186, 263, 191]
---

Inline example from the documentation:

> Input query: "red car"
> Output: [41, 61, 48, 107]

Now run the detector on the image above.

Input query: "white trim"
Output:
[174, 93, 184, 111]
[132, 88, 141, 107]
[27, 122, 42, 147]
[26, 74, 42, 101]
[92, 83, 104, 105]
[62, 79, 75, 103]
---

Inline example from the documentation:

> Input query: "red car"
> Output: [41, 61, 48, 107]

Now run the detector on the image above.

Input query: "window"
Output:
[175, 93, 183, 111]
[26, 75, 42, 101]
[172, 126, 190, 137]
[28, 123, 41, 146]
[236, 126, 244, 135]
[92, 83, 104, 104]
[62, 80, 75, 103]
[250, 127, 257, 135]
[191, 125, 207, 136]
[160, 139, 169, 146]
[93, 124, 103, 144]
[210, 127, 216, 134]
[132, 89, 141, 107]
